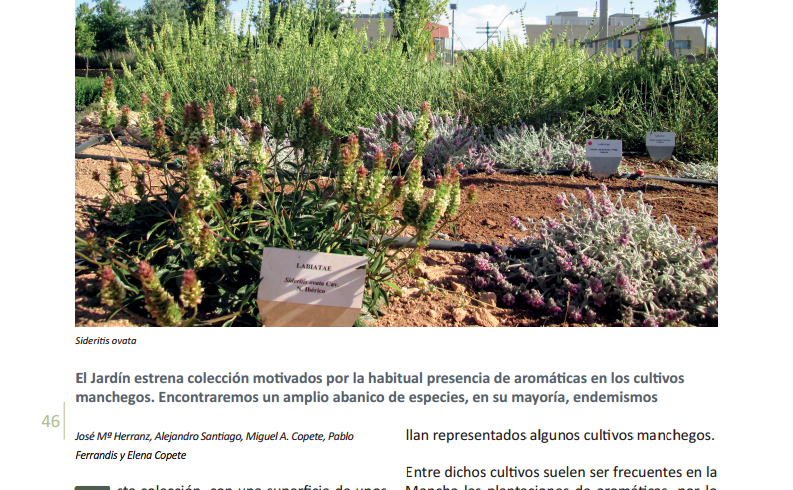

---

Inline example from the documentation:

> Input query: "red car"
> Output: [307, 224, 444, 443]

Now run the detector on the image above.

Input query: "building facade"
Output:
[524, 11, 706, 59]
[347, 13, 452, 63]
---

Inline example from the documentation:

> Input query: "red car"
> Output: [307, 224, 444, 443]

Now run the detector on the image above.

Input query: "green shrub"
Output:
[121, 2, 454, 139]
[75, 77, 103, 108]
[451, 31, 717, 161]
[75, 85, 476, 326]
[76, 77, 137, 110]
[118, 2, 716, 161]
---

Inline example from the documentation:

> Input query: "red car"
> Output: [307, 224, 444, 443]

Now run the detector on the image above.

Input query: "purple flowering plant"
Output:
[469, 184, 718, 326]
[359, 107, 494, 175]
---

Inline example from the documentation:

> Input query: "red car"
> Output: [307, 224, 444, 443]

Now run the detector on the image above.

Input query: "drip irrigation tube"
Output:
[630, 174, 718, 187]
[353, 236, 538, 258]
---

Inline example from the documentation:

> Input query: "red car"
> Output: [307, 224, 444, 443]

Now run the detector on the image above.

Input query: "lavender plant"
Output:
[484, 122, 590, 174]
[359, 106, 494, 175]
[470, 185, 717, 327]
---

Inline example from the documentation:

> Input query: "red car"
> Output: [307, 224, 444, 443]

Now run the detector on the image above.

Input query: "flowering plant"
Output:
[470, 184, 717, 326]
[359, 106, 494, 175]
[484, 122, 590, 174]
[76, 88, 475, 326]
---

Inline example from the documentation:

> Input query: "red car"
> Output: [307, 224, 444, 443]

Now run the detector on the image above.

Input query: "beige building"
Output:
[524, 11, 706, 59]
[347, 13, 453, 63]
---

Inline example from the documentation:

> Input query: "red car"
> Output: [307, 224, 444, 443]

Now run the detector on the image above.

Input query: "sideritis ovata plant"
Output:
[485, 122, 590, 174]
[99, 76, 118, 130]
[470, 184, 717, 326]
[137, 93, 153, 139]
[359, 106, 493, 175]
[77, 89, 477, 326]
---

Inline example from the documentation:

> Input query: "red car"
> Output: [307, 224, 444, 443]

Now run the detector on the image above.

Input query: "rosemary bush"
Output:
[119, 2, 717, 161]
[452, 33, 718, 161]
[76, 83, 476, 326]
[584, 55, 719, 162]
[469, 185, 718, 327]
[120, 1, 454, 140]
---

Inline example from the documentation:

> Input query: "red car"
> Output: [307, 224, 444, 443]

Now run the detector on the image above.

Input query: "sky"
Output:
[75, 0, 715, 51]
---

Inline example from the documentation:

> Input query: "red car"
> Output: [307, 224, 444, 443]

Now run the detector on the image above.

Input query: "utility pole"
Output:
[450, 3, 457, 66]
[476, 22, 495, 52]
[596, 0, 608, 52]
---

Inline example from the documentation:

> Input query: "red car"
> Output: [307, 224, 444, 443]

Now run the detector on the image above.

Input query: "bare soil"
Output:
[74, 113, 718, 327]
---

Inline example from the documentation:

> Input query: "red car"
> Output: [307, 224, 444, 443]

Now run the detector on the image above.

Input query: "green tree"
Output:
[689, 0, 716, 23]
[75, 3, 96, 54]
[90, 0, 134, 51]
[185, 0, 238, 24]
[130, 0, 187, 44]
[387, 0, 446, 57]
[306, 0, 344, 45]
[654, 0, 677, 21]
[75, 3, 97, 75]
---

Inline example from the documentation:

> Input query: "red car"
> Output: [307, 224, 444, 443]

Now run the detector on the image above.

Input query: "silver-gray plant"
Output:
[675, 161, 718, 181]
[485, 122, 590, 174]
[471, 184, 718, 326]
[360, 107, 494, 174]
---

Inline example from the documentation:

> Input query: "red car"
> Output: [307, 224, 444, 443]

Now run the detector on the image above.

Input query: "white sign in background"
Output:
[257, 247, 368, 309]
[646, 132, 676, 163]
[646, 132, 676, 146]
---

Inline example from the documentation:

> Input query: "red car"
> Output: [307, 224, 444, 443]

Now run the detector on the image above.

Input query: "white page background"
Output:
[2, 1, 791, 488]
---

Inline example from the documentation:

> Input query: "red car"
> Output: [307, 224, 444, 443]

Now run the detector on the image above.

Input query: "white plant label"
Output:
[585, 140, 623, 178]
[646, 132, 676, 162]
[257, 248, 367, 327]
[646, 132, 675, 146]
[586, 139, 623, 157]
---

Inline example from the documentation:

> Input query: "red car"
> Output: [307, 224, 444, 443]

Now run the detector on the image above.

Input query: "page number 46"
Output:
[41, 415, 60, 428]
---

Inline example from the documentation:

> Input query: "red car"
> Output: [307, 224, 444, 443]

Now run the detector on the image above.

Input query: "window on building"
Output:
[607, 40, 621, 48]
[549, 38, 556, 47]
[623, 39, 632, 48]
[666, 40, 692, 49]
[586, 42, 593, 48]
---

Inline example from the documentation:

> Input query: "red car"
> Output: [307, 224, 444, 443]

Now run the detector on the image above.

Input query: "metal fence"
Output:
[583, 12, 718, 61]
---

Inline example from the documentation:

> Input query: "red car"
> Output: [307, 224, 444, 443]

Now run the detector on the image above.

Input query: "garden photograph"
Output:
[74, 0, 718, 327]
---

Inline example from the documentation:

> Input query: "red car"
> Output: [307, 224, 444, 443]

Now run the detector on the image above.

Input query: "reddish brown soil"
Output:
[74, 115, 717, 327]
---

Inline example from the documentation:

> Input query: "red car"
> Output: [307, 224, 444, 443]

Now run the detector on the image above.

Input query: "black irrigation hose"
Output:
[631, 174, 718, 187]
[75, 134, 116, 153]
[352, 236, 538, 258]
[74, 137, 714, 259]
